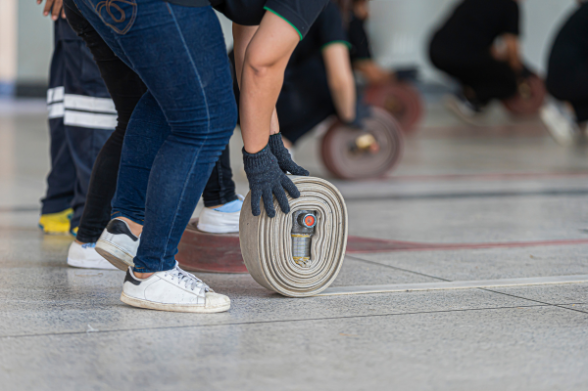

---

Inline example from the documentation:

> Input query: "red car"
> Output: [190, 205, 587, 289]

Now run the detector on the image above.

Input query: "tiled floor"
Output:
[1, 98, 587, 390]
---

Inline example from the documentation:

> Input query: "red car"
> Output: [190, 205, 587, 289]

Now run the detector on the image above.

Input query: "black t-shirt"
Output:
[286, 1, 349, 67]
[277, 1, 349, 141]
[348, 14, 372, 61]
[432, 0, 519, 54]
[167, 0, 328, 39]
[549, 2, 588, 64]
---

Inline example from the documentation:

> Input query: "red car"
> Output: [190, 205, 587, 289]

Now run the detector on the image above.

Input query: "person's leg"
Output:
[55, 18, 116, 231]
[64, 2, 148, 244]
[201, 145, 238, 208]
[74, 0, 237, 273]
[569, 100, 588, 124]
[109, 92, 169, 227]
[541, 12, 588, 146]
[459, 55, 518, 105]
[546, 61, 588, 123]
[197, 144, 243, 234]
[40, 20, 77, 234]
[65, 122, 113, 231]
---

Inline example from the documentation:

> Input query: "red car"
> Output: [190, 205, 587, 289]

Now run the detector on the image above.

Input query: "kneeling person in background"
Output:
[429, 0, 523, 122]
[541, 0, 588, 146]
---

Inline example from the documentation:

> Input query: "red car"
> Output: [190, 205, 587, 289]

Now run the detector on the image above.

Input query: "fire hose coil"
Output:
[239, 176, 348, 297]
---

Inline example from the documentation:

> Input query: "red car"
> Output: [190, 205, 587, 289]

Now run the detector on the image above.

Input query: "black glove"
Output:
[395, 67, 419, 82]
[268, 133, 309, 176]
[345, 99, 371, 129]
[242, 144, 300, 218]
[518, 65, 534, 80]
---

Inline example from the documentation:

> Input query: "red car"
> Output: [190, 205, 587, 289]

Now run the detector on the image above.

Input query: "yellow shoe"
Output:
[38, 208, 73, 235]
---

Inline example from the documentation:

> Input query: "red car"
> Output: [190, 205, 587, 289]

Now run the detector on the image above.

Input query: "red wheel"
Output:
[364, 81, 423, 132]
[177, 218, 247, 274]
[321, 107, 404, 180]
[502, 74, 546, 116]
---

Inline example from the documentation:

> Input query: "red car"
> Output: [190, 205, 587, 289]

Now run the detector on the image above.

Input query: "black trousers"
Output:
[429, 41, 518, 105]
[42, 18, 114, 229]
[545, 5, 588, 123]
[64, 3, 236, 243]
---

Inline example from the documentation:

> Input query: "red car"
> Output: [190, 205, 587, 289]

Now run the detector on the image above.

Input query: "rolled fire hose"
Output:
[239, 176, 348, 297]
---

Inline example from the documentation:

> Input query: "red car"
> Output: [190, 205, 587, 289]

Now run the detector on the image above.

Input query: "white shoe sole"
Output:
[67, 257, 118, 270]
[95, 240, 135, 271]
[120, 292, 231, 313]
[197, 222, 239, 234]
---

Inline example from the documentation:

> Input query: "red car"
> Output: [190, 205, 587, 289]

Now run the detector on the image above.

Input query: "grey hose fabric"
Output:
[240, 176, 348, 297]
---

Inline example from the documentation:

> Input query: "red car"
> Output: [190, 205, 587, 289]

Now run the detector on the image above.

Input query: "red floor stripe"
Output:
[346, 236, 588, 254]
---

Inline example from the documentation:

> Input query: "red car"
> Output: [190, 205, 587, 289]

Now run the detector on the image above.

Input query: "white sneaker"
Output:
[67, 241, 118, 270]
[540, 101, 579, 146]
[444, 94, 483, 126]
[120, 263, 230, 313]
[197, 195, 243, 234]
[96, 219, 140, 271]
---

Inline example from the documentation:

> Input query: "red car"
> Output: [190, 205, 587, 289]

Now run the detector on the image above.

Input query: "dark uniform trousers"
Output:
[42, 18, 114, 229]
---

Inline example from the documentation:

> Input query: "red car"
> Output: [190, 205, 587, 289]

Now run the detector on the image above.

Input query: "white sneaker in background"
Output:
[67, 241, 118, 270]
[96, 219, 140, 271]
[540, 101, 579, 146]
[444, 93, 484, 126]
[197, 195, 243, 234]
[120, 263, 230, 313]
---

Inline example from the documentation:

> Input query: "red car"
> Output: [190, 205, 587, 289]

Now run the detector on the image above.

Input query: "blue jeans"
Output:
[72, 0, 237, 273]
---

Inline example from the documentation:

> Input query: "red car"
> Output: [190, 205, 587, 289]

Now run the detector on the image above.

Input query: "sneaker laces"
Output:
[165, 264, 210, 293]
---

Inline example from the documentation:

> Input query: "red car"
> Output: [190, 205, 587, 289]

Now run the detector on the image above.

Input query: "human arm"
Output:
[503, 33, 523, 73]
[235, 13, 310, 216]
[233, 20, 307, 176]
[237, 13, 299, 154]
[232, 23, 282, 134]
[323, 43, 357, 123]
[352, 59, 394, 85]
[37, 0, 65, 20]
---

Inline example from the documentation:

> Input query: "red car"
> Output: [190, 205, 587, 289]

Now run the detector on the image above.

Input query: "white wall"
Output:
[367, 0, 578, 83]
[0, 0, 17, 88]
[16, 1, 53, 85]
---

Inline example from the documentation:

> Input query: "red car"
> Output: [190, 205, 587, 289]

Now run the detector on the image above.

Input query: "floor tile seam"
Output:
[345, 254, 451, 282]
[338, 257, 588, 315]
[551, 304, 588, 315]
[479, 288, 588, 315]
[0, 302, 561, 340]
[343, 188, 588, 203]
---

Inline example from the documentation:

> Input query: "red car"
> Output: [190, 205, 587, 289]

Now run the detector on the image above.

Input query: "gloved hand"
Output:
[394, 67, 419, 82]
[345, 99, 371, 129]
[268, 133, 309, 176]
[243, 144, 300, 217]
[517, 65, 534, 80]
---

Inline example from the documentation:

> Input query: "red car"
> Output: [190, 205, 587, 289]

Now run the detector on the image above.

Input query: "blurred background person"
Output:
[348, 0, 416, 86]
[428, 0, 523, 123]
[274, 0, 361, 148]
[37, 0, 115, 236]
[540, 0, 588, 146]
